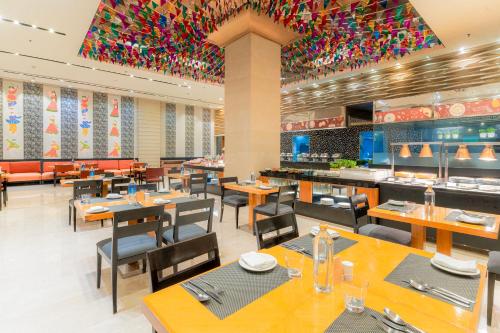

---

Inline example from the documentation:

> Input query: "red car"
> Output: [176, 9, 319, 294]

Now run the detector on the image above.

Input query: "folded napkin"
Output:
[433, 253, 477, 273]
[153, 198, 170, 205]
[456, 213, 485, 224]
[106, 193, 122, 199]
[258, 185, 273, 190]
[311, 226, 339, 238]
[387, 199, 405, 206]
[240, 252, 274, 269]
[86, 206, 106, 213]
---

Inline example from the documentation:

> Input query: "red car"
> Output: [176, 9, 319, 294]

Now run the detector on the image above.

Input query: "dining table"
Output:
[167, 173, 191, 189]
[223, 182, 279, 231]
[60, 175, 119, 196]
[368, 202, 500, 255]
[142, 227, 486, 333]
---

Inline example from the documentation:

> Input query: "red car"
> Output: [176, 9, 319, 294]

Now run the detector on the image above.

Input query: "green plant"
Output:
[329, 159, 357, 169]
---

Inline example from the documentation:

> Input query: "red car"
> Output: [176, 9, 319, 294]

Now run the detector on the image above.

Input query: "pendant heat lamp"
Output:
[419, 144, 433, 158]
[399, 144, 412, 158]
[479, 144, 497, 161]
[455, 144, 471, 160]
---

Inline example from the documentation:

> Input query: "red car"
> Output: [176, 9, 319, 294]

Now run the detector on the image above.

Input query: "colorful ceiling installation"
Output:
[80, 0, 441, 84]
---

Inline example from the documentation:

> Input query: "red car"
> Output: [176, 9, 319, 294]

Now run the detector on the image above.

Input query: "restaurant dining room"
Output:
[1, 0, 500, 332]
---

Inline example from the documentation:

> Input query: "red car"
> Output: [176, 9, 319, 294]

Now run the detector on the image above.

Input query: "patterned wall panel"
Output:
[61, 88, 78, 159]
[0, 79, 2, 159]
[23, 82, 43, 159]
[121, 96, 134, 158]
[93, 92, 108, 158]
[165, 103, 176, 157]
[185, 105, 194, 157]
[202, 108, 211, 156]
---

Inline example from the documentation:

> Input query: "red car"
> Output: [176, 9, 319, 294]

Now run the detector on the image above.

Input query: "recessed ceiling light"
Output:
[30, 79, 35, 83]
[66, 62, 71, 66]
[311, 83, 319, 88]
[187, 86, 191, 89]
[282, 90, 289, 94]
[31, 24, 36, 29]
[48, 28, 54, 33]
[370, 69, 376, 73]
[395, 62, 402, 69]
[425, 56, 431, 60]
[129, 90, 134, 93]
[129, 74, 134, 78]
[13, 20, 19, 25]
[92, 67, 96, 70]
[218, 97, 223, 101]
[296, 87, 302, 91]
[14, 52, 19, 56]
[149, 78, 153, 81]
[459, 47, 466, 54]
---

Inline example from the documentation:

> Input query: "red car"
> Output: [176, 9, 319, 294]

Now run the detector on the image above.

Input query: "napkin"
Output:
[456, 213, 485, 224]
[311, 226, 340, 238]
[258, 185, 273, 190]
[433, 253, 477, 273]
[387, 199, 405, 206]
[153, 198, 170, 205]
[106, 193, 122, 199]
[86, 206, 105, 213]
[240, 252, 274, 270]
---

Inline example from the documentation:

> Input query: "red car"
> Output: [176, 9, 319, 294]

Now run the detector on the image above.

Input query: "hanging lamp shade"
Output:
[455, 144, 471, 160]
[479, 144, 497, 161]
[399, 144, 412, 158]
[419, 144, 433, 158]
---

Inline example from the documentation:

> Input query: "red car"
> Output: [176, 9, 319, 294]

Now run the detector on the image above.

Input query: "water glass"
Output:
[284, 253, 304, 278]
[342, 277, 368, 313]
[81, 194, 91, 204]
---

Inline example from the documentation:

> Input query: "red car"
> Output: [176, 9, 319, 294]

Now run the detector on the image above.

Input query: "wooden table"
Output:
[368, 203, 500, 255]
[223, 183, 279, 230]
[167, 173, 191, 189]
[61, 176, 115, 196]
[143, 228, 486, 333]
[74, 190, 188, 222]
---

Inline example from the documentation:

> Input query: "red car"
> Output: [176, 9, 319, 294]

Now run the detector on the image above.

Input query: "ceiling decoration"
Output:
[80, 0, 440, 84]
[280, 42, 500, 115]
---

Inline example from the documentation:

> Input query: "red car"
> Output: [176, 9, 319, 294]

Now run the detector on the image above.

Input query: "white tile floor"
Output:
[0, 184, 498, 332]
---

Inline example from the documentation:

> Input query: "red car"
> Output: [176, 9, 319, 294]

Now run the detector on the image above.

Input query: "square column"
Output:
[224, 33, 281, 179]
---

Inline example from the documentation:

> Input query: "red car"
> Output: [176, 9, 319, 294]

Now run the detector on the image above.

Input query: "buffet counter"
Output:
[183, 162, 224, 195]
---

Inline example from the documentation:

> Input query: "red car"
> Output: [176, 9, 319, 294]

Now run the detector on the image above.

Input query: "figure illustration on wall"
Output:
[44, 140, 60, 158]
[109, 122, 119, 137]
[6, 112, 22, 134]
[6, 139, 20, 150]
[108, 142, 120, 157]
[110, 98, 119, 117]
[79, 141, 90, 152]
[7, 86, 18, 108]
[45, 116, 59, 135]
[80, 120, 91, 137]
[46, 90, 58, 112]
[81, 96, 89, 115]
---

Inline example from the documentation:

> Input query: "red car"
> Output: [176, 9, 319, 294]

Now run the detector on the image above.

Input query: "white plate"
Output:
[337, 202, 351, 209]
[430, 258, 480, 276]
[238, 254, 277, 272]
[258, 185, 273, 190]
[85, 207, 110, 214]
[310, 227, 340, 239]
[153, 199, 171, 205]
[106, 194, 123, 199]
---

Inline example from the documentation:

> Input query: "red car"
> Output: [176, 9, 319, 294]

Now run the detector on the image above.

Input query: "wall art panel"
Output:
[185, 105, 194, 157]
[202, 108, 211, 156]
[42, 86, 61, 158]
[165, 103, 176, 157]
[121, 96, 134, 158]
[93, 92, 108, 159]
[61, 88, 78, 159]
[23, 83, 43, 159]
[107, 95, 121, 157]
[3, 80, 24, 159]
[77, 90, 93, 159]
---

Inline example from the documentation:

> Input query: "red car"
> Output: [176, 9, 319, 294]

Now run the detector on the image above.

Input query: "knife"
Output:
[188, 281, 223, 304]
[370, 314, 407, 332]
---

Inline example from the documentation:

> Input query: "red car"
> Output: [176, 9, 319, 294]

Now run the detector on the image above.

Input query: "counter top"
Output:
[380, 180, 500, 197]
[260, 170, 379, 188]
[184, 163, 224, 172]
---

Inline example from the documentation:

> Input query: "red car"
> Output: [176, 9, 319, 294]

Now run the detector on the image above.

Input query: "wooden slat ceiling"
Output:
[281, 42, 500, 115]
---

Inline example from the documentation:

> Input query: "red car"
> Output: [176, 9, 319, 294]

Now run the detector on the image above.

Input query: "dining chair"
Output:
[53, 164, 75, 186]
[69, 179, 104, 232]
[147, 232, 220, 293]
[162, 198, 214, 244]
[252, 184, 298, 224]
[219, 177, 248, 229]
[167, 167, 183, 191]
[111, 177, 131, 194]
[487, 251, 500, 325]
[80, 169, 104, 179]
[145, 167, 165, 189]
[130, 162, 146, 183]
[348, 194, 411, 246]
[254, 213, 299, 250]
[96, 205, 164, 314]
[189, 173, 208, 199]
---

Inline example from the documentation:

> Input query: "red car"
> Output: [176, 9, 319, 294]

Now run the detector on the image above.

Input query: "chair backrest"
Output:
[349, 193, 370, 232]
[103, 172, 115, 178]
[111, 206, 164, 262]
[275, 184, 298, 214]
[189, 173, 208, 195]
[137, 183, 158, 192]
[111, 177, 130, 193]
[73, 179, 104, 199]
[168, 167, 181, 174]
[219, 176, 238, 199]
[131, 162, 145, 169]
[54, 164, 74, 173]
[147, 232, 220, 292]
[172, 198, 214, 243]
[254, 213, 299, 250]
[82, 162, 98, 169]
[145, 167, 164, 180]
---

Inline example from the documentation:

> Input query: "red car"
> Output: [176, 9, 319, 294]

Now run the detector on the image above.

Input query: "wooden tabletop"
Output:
[224, 182, 279, 195]
[142, 228, 486, 333]
[60, 176, 114, 188]
[74, 191, 187, 222]
[167, 173, 191, 180]
[368, 203, 500, 239]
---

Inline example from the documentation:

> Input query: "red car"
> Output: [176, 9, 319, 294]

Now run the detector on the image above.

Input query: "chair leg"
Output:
[112, 263, 118, 314]
[96, 253, 102, 288]
[220, 204, 224, 222]
[235, 206, 239, 229]
[488, 272, 496, 326]
[68, 204, 72, 225]
[100, 219, 104, 227]
[73, 207, 77, 232]
[3, 188, 6, 206]
[142, 259, 147, 273]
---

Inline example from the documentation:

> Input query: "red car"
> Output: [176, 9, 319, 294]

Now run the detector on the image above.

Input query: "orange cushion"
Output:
[41, 172, 55, 180]
[104, 169, 123, 176]
[9, 161, 41, 173]
[0, 162, 10, 173]
[7, 172, 41, 182]
[98, 160, 119, 170]
[43, 161, 74, 172]
[119, 160, 134, 169]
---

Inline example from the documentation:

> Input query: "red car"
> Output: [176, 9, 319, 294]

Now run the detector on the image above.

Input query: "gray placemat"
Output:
[107, 203, 143, 212]
[324, 308, 383, 333]
[87, 197, 123, 204]
[445, 211, 495, 227]
[377, 202, 416, 213]
[281, 235, 357, 257]
[385, 253, 479, 311]
[168, 197, 197, 204]
[182, 261, 289, 319]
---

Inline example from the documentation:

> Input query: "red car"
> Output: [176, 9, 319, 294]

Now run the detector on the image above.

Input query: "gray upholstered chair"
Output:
[488, 251, 500, 325]
[349, 194, 411, 246]
[69, 179, 104, 232]
[162, 198, 214, 244]
[111, 177, 130, 194]
[96, 205, 164, 313]
[189, 173, 208, 199]
[254, 213, 299, 250]
[219, 176, 248, 229]
[167, 167, 183, 191]
[252, 184, 298, 223]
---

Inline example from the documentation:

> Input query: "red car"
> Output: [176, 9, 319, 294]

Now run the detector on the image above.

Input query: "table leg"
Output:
[248, 193, 266, 231]
[410, 225, 426, 250]
[436, 230, 453, 255]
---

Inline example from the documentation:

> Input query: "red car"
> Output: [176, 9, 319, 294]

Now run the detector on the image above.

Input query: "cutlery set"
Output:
[185, 280, 224, 304]
[404, 279, 474, 307]
[282, 243, 313, 256]
[371, 308, 426, 333]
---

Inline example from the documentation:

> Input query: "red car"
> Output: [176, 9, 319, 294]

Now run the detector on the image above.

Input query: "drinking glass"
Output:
[284, 253, 305, 278]
[81, 194, 91, 205]
[342, 276, 368, 313]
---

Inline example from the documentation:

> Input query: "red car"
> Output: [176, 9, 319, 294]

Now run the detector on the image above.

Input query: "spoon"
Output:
[198, 277, 224, 295]
[407, 280, 470, 307]
[417, 281, 475, 304]
[384, 308, 426, 333]
[184, 284, 210, 302]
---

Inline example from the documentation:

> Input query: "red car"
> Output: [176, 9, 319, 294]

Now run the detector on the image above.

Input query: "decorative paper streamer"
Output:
[107, 94, 121, 157]
[2, 80, 24, 159]
[43, 86, 61, 158]
[78, 90, 94, 158]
